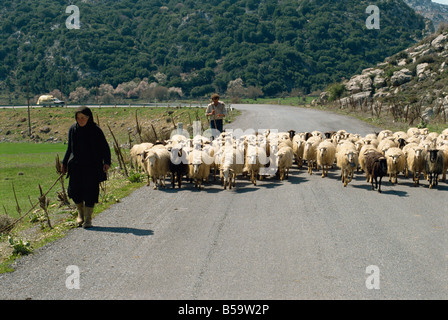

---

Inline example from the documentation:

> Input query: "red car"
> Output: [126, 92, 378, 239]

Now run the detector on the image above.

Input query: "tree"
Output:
[69, 86, 90, 103]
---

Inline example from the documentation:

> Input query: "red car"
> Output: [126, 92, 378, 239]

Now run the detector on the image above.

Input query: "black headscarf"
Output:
[75, 106, 95, 127]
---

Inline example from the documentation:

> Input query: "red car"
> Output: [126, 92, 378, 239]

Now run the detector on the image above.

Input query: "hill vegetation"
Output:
[0, 0, 429, 104]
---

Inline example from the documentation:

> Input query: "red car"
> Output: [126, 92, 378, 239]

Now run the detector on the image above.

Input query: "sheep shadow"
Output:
[87, 226, 154, 236]
[380, 189, 409, 197]
[351, 183, 373, 191]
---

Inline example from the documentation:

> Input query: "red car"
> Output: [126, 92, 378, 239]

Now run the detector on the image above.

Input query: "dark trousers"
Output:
[210, 119, 223, 139]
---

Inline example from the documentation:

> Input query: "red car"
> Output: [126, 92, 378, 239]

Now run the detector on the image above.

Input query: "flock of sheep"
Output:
[128, 126, 448, 193]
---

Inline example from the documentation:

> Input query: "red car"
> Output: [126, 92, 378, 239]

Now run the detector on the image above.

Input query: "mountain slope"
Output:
[0, 0, 429, 99]
[403, 0, 448, 31]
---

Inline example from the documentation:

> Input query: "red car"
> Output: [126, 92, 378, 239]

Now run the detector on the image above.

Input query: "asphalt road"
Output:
[0, 104, 447, 300]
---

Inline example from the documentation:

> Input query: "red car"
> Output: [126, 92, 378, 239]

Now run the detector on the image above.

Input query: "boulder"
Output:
[345, 74, 373, 94]
[416, 63, 430, 81]
[390, 68, 413, 86]
[431, 33, 448, 50]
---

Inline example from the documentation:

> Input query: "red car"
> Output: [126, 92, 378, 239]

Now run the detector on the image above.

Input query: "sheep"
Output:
[436, 133, 448, 146]
[358, 144, 377, 173]
[141, 145, 171, 189]
[188, 149, 212, 190]
[277, 145, 294, 181]
[377, 129, 393, 142]
[378, 138, 398, 155]
[167, 144, 189, 189]
[406, 146, 425, 186]
[316, 140, 336, 178]
[419, 138, 436, 152]
[419, 128, 430, 136]
[244, 144, 262, 185]
[303, 135, 322, 174]
[437, 144, 448, 182]
[364, 133, 378, 140]
[292, 134, 305, 168]
[402, 142, 419, 177]
[364, 151, 388, 193]
[425, 149, 444, 188]
[406, 136, 421, 145]
[407, 127, 420, 138]
[130, 142, 153, 171]
[393, 131, 409, 141]
[311, 130, 323, 138]
[334, 129, 349, 143]
[336, 144, 359, 187]
[220, 146, 245, 189]
[385, 147, 406, 184]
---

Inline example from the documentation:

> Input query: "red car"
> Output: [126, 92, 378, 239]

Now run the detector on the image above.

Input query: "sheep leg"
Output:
[377, 176, 383, 193]
[152, 176, 157, 190]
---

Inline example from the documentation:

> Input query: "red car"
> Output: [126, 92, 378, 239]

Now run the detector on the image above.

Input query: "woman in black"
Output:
[62, 106, 111, 228]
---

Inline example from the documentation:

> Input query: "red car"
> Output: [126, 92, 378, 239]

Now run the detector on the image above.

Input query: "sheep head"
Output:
[414, 147, 423, 160]
[428, 149, 439, 163]
[145, 151, 159, 167]
[319, 147, 327, 157]
[376, 157, 388, 174]
[388, 153, 401, 165]
[345, 151, 357, 167]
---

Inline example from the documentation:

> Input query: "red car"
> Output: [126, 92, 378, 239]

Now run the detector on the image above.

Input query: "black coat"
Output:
[63, 121, 111, 205]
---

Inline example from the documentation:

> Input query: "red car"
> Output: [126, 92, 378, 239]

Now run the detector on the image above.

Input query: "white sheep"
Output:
[406, 136, 421, 145]
[188, 149, 212, 190]
[130, 142, 153, 171]
[336, 144, 359, 187]
[303, 135, 322, 175]
[407, 127, 420, 137]
[385, 147, 406, 184]
[142, 145, 171, 189]
[419, 138, 436, 152]
[244, 144, 263, 185]
[377, 129, 393, 142]
[377, 138, 398, 155]
[316, 140, 336, 178]
[438, 144, 448, 182]
[220, 146, 245, 190]
[402, 142, 419, 177]
[277, 145, 294, 181]
[406, 146, 425, 186]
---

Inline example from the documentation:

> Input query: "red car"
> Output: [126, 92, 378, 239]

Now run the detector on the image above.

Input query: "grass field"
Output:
[0, 143, 68, 218]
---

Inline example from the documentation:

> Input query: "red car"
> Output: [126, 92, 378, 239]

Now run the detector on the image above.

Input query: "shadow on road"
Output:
[87, 226, 154, 236]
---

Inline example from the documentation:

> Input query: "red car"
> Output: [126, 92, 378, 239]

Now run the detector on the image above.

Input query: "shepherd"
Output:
[62, 106, 111, 228]
[205, 93, 227, 140]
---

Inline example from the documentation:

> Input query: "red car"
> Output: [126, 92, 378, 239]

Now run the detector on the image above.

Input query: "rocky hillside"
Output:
[403, 0, 448, 31]
[318, 28, 448, 125]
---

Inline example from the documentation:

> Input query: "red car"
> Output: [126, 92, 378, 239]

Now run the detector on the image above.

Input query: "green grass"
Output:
[0, 143, 67, 218]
